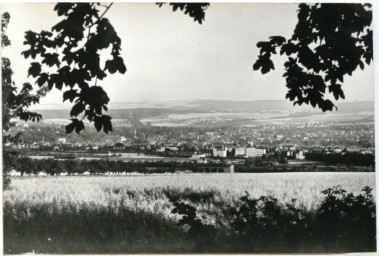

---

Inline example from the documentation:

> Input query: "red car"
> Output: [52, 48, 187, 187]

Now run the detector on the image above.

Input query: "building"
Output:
[295, 151, 305, 160]
[246, 148, 266, 157]
[213, 148, 227, 158]
[29, 143, 40, 149]
[190, 154, 207, 164]
[234, 147, 246, 156]
[287, 150, 295, 158]
[57, 137, 67, 144]
[190, 154, 207, 160]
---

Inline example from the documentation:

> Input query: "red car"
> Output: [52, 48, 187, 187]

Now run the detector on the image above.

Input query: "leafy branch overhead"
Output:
[253, 4, 373, 112]
[22, 3, 127, 134]
[157, 3, 210, 24]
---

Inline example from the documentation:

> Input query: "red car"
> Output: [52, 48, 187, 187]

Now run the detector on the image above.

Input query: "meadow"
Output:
[3, 172, 376, 253]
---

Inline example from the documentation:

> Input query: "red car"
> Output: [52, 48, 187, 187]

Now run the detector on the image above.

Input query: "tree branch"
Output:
[98, 3, 113, 19]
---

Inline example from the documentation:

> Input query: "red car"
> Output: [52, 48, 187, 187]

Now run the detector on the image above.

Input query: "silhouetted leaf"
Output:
[321, 99, 335, 112]
[269, 36, 286, 46]
[70, 102, 85, 117]
[167, 3, 209, 24]
[94, 116, 102, 132]
[47, 74, 62, 90]
[42, 53, 60, 67]
[75, 120, 85, 133]
[23, 31, 37, 46]
[65, 118, 85, 134]
[21, 50, 31, 58]
[28, 63, 41, 78]
[253, 3, 372, 112]
[54, 3, 74, 16]
[102, 115, 113, 133]
[36, 73, 49, 87]
[63, 89, 78, 103]
[65, 120, 76, 133]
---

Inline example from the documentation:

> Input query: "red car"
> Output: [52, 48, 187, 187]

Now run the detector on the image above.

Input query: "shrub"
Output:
[170, 186, 376, 253]
[170, 199, 223, 252]
[314, 186, 376, 252]
[230, 193, 313, 252]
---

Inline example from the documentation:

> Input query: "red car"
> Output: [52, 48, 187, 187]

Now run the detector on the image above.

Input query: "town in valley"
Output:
[7, 100, 375, 175]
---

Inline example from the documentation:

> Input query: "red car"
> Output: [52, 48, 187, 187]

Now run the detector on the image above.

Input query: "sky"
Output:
[1, 2, 375, 109]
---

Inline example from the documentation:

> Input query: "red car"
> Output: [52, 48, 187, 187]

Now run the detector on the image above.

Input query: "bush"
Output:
[171, 200, 218, 252]
[314, 186, 376, 252]
[171, 186, 376, 253]
[230, 194, 313, 252]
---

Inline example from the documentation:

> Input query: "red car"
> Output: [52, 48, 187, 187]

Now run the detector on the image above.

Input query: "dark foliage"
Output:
[253, 4, 373, 111]
[170, 186, 376, 253]
[22, 3, 126, 134]
[314, 186, 376, 252]
[170, 199, 217, 252]
[157, 3, 210, 24]
[1, 12, 11, 47]
[12, 158, 203, 176]
[2, 12, 42, 189]
[12, 156, 373, 177]
[230, 194, 311, 252]
[306, 152, 374, 167]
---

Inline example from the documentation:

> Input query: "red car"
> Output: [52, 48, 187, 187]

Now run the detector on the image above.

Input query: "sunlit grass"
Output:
[5, 172, 375, 212]
[4, 172, 375, 253]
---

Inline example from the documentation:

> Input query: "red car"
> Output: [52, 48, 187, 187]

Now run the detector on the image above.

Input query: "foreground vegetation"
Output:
[4, 173, 376, 253]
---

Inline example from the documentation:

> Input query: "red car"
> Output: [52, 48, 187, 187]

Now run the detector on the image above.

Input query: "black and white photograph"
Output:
[1, 1, 376, 254]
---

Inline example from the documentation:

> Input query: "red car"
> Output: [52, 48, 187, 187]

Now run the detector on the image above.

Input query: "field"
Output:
[4, 172, 376, 253]
[139, 110, 374, 127]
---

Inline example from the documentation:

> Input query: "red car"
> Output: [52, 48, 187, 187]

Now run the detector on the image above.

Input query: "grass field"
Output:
[3, 172, 376, 253]
[5, 172, 375, 209]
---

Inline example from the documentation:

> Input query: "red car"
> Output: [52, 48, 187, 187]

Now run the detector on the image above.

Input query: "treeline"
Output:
[15, 158, 228, 176]
[305, 152, 375, 167]
[14, 156, 375, 177]
[235, 165, 374, 173]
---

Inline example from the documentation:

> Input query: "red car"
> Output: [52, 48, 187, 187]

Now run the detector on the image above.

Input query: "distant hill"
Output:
[34, 100, 374, 120]
[333, 101, 374, 112]
[188, 99, 374, 112]
[188, 99, 296, 111]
